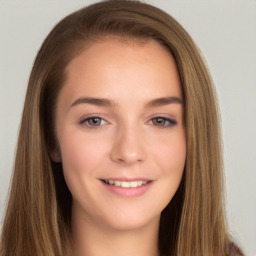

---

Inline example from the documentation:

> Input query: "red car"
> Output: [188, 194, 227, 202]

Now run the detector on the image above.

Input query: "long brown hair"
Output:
[0, 1, 235, 255]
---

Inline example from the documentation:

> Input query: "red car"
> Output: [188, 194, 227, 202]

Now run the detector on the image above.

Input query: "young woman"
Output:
[0, 1, 244, 256]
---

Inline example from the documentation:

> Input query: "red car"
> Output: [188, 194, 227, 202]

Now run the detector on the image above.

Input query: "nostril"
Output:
[110, 132, 147, 164]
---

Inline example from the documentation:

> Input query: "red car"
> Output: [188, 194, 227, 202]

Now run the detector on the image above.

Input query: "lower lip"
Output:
[101, 181, 153, 197]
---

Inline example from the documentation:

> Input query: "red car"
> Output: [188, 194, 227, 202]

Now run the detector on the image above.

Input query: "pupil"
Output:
[90, 118, 100, 125]
[154, 118, 165, 126]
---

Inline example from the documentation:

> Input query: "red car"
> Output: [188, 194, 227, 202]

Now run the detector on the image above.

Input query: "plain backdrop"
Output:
[0, 1, 255, 255]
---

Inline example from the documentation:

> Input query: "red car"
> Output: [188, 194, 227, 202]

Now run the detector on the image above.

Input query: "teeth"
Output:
[105, 180, 148, 188]
[115, 180, 121, 186]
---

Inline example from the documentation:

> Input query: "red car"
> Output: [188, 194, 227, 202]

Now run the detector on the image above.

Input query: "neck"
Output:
[71, 208, 160, 256]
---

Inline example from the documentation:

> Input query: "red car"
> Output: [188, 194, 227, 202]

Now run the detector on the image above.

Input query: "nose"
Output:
[110, 125, 147, 165]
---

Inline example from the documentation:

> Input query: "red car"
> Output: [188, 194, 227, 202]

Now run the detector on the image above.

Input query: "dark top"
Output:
[230, 243, 244, 256]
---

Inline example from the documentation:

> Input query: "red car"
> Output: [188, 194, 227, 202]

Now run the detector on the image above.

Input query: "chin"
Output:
[98, 208, 161, 232]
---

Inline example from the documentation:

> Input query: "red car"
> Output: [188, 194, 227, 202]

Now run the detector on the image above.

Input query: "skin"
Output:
[53, 38, 186, 256]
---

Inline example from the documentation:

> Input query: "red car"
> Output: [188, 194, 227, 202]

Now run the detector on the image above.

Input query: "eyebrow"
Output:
[146, 96, 183, 107]
[70, 97, 115, 108]
[70, 96, 183, 108]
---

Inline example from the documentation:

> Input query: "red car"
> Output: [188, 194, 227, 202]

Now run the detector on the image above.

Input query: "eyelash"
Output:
[79, 116, 177, 128]
[149, 117, 177, 127]
[79, 116, 107, 128]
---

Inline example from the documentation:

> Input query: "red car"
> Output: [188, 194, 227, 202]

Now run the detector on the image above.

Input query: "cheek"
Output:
[146, 129, 186, 213]
[153, 131, 186, 176]
[58, 130, 109, 177]
[57, 130, 112, 202]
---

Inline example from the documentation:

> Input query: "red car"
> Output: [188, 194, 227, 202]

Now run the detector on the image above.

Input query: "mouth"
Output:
[100, 178, 153, 197]
[102, 179, 150, 188]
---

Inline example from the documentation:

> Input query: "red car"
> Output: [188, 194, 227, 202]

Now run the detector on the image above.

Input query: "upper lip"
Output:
[99, 177, 153, 182]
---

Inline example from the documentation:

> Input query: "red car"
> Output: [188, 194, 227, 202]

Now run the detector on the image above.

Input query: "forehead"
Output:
[66, 36, 175, 71]
[60, 37, 182, 109]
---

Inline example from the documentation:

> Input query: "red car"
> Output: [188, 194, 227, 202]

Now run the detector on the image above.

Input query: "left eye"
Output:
[81, 117, 107, 127]
[150, 117, 176, 127]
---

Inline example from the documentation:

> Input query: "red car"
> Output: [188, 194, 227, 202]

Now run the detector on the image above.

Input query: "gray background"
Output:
[0, 1, 255, 255]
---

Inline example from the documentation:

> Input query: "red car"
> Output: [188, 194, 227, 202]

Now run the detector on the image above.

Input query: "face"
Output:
[53, 38, 186, 232]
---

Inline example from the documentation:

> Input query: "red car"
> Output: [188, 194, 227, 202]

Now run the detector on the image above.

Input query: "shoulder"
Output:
[230, 243, 244, 256]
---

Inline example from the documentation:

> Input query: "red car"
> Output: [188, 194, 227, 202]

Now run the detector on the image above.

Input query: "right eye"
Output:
[80, 117, 107, 127]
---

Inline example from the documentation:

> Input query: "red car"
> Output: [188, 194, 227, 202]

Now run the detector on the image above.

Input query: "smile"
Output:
[103, 180, 149, 188]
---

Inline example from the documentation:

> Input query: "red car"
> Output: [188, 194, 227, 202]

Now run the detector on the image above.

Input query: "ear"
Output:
[50, 148, 61, 163]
